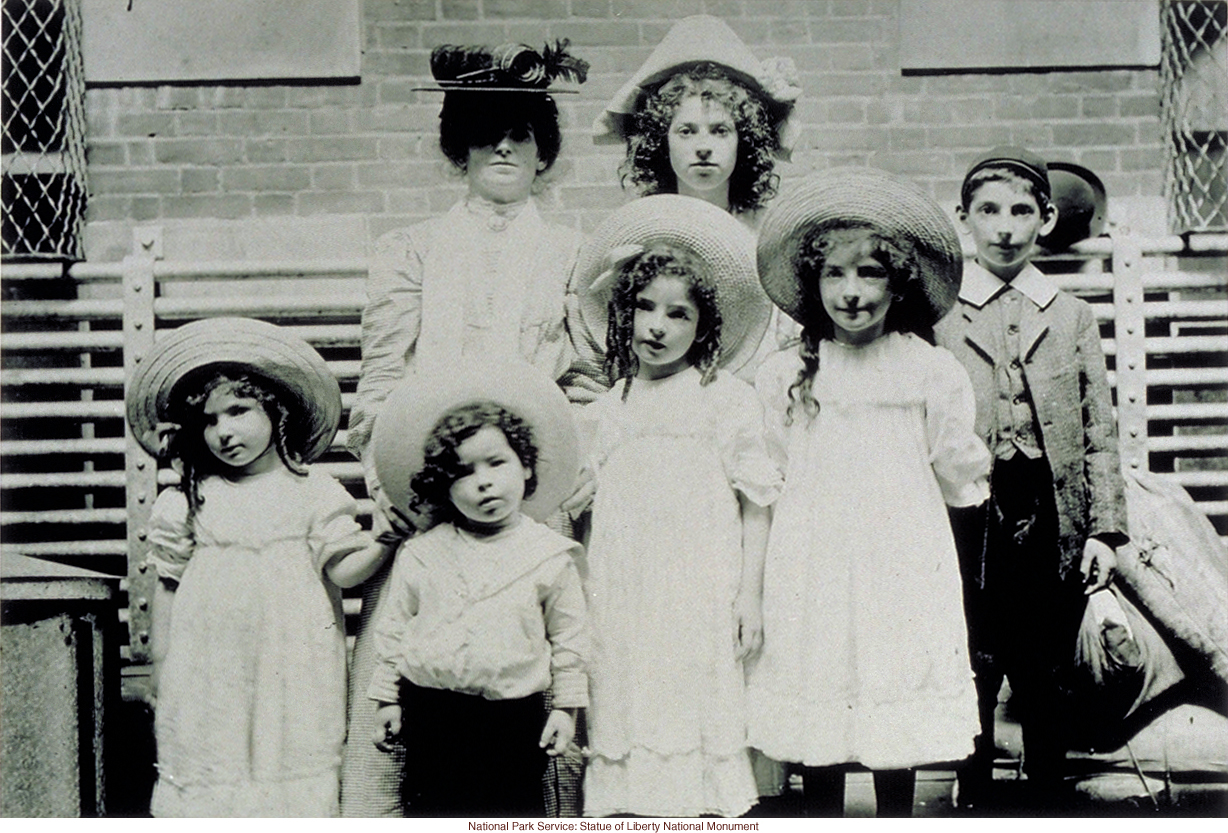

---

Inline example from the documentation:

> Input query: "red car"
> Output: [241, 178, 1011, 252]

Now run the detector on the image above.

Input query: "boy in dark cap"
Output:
[935, 146, 1129, 809]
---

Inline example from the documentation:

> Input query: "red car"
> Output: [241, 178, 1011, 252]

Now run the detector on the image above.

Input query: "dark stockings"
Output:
[802, 766, 916, 817]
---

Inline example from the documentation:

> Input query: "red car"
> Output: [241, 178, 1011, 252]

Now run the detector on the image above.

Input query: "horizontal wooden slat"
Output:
[1, 299, 123, 320]
[1, 508, 128, 525]
[154, 293, 366, 320]
[152, 259, 365, 280]
[1, 366, 125, 386]
[0, 400, 125, 420]
[1144, 336, 1228, 356]
[0, 438, 127, 456]
[0, 330, 124, 351]
[2, 471, 126, 489]
[1143, 299, 1228, 320]
[1146, 403, 1228, 421]
[2, 540, 128, 557]
[1167, 470, 1228, 489]
[1148, 434, 1228, 453]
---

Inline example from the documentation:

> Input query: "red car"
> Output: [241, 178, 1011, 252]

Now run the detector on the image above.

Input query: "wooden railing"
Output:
[2, 231, 1225, 668]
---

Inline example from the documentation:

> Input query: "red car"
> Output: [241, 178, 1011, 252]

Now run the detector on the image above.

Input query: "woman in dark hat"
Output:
[342, 40, 596, 818]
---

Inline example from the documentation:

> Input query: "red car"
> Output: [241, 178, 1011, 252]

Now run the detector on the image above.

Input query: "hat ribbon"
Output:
[588, 244, 645, 296]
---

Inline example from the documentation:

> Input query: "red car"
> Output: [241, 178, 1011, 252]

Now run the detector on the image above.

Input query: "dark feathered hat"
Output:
[416, 40, 588, 94]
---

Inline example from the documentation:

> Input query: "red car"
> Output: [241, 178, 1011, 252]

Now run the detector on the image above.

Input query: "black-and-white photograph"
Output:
[1, 0, 1225, 821]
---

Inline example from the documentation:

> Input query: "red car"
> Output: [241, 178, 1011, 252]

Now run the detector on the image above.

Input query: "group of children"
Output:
[125, 15, 1127, 819]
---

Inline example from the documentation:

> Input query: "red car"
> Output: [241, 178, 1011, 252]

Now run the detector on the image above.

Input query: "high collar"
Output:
[462, 193, 531, 231]
[960, 260, 1058, 310]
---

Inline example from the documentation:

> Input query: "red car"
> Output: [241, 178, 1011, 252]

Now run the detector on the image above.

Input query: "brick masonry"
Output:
[82, 1, 1167, 260]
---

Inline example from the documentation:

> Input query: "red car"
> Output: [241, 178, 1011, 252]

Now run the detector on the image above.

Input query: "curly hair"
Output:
[167, 370, 309, 528]
[408, 401, 539, 524]
[621, 63, 781, 214]
[438, 91, 562, 174]
[604, 245, 723, 400]
[786, 222, 936, 425]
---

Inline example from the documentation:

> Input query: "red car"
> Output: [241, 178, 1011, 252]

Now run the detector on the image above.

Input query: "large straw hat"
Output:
[414, 40, 588, 94]
[757, 167, 963, 327]
[372, 361, 579, 526]
[593, 15, 801, 159]
[574, 194, 771, 374]
[126, 317, 341, 462]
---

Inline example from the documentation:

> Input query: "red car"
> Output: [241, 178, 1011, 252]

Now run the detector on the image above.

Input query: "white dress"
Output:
[581, 367, 783, 818]
[746, 333, 989, 769]
[146, 467, 371, 817]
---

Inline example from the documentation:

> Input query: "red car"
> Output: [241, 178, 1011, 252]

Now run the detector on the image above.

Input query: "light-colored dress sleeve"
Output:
[367, 538, 421, 704]
[926, 346, 991, 508]
[145, 487, 193, 582]
[753, 351, 799, 477]
[542, 548, 590, 709]
[308, 471, 375, 579]
[719, 375, 784, 507]
[347, 225, 427, 461]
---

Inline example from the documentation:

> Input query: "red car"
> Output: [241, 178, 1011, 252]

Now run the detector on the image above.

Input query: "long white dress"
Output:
[582, 367, 783, 818]
[147, 467, 371, 817]
[746, 332, 989, 769]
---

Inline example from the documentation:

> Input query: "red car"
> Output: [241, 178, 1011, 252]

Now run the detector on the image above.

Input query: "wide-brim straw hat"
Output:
[126, 317, 341, 462]
[757, 167, 963, 327]
[593, 15, 802, 159]
[574, 194, 771, 375]
[372, 361, 579, 527]
[1038, 161, 1108, 252]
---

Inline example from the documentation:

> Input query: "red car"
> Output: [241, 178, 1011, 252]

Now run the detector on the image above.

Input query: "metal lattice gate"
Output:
[1160, 0, 1228, 234]
[1, 0, 88, 261]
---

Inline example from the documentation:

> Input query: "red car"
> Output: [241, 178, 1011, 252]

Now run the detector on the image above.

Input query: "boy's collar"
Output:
[961, 260, 1057, 309]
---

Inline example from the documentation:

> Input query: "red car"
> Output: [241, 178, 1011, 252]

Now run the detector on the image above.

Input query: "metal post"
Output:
[1111, 233, 1150, 473]
[121, 230, 158, 664]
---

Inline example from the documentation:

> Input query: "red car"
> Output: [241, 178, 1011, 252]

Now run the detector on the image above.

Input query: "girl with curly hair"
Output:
[572, 196, 781, 817]
[592, 16, 803, 384]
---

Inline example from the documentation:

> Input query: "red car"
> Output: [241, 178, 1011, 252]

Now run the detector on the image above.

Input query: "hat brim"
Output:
[372, 361, 579, 528]
[573, 194, 771, 375]
[126, 317, 342, 462]
[412, 84, 580, 94]
[1038, 162, 1107, 252]
[757, 167, 963, 327]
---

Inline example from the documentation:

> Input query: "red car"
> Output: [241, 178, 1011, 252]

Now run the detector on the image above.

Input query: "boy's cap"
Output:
[757, 167, 963, 327]
[592, 14, 802, 159]
[963, 146, 1051, 201]
[126, 317, 342, 462]
[372, 360, 579, 529]
[573, 194, 772, 375]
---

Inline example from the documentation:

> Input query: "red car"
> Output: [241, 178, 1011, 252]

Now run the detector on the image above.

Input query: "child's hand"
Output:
[561, 463, 597, 518]
[372, 703, 403, 752]
[538, 709, 576, 758]
[142, 422, 182, 458]
[733, 591, 763, 660]
[1080, 537, 1117, 594]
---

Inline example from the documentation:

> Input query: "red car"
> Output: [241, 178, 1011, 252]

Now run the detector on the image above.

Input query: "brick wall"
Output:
[81, 0, 1166, 260]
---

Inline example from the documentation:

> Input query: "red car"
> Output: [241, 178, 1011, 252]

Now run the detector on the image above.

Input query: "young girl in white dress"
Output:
[572, 195, 780, 817]
[746, 168, 991, 817]
[127, 317, 390, 817]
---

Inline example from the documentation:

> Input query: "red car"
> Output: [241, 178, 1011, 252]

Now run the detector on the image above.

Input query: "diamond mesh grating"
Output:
[2, 0, 88, 261]
[1160, 0, 1228, 234]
